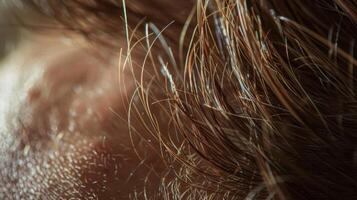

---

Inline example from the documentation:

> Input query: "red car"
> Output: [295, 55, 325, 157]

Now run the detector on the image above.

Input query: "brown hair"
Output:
[22, 0, 357, 199]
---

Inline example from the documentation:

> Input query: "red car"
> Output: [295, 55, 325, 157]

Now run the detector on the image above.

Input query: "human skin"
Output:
[0, 32, 165, 199]
[0, 2, 194, 199]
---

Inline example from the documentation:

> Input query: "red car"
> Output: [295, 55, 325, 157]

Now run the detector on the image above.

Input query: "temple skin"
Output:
[0, 32, 165, 199]
[0, 1, 189, 198]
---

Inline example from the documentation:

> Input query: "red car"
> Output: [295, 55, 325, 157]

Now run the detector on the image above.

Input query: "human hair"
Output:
[5, 0, 357, 199]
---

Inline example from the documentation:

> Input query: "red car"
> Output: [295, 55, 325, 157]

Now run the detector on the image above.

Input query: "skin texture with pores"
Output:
[0, 34, 164, 199]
